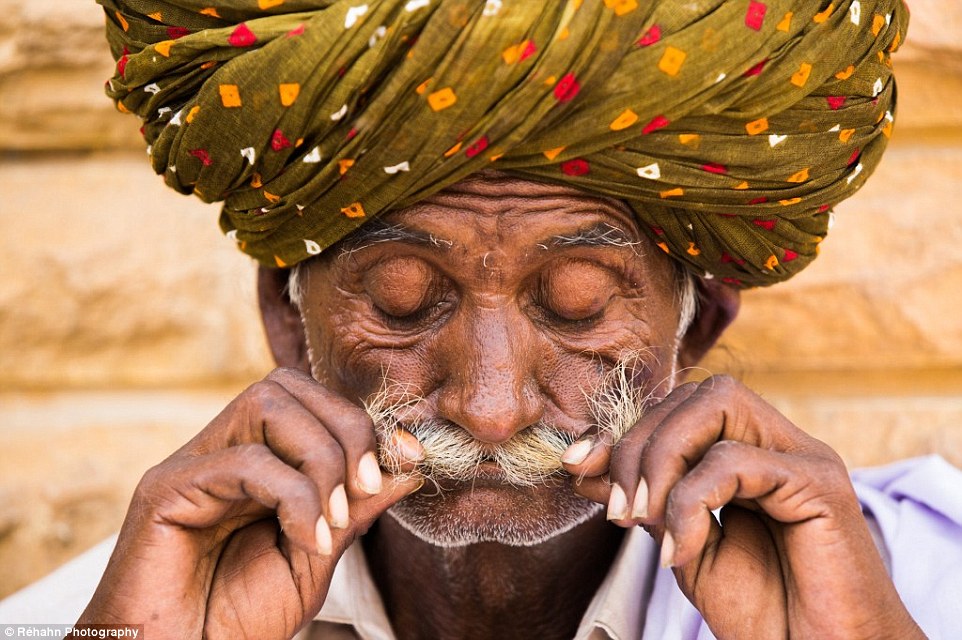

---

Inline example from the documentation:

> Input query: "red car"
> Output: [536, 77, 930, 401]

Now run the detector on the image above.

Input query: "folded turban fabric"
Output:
[99, 0, 907, 287]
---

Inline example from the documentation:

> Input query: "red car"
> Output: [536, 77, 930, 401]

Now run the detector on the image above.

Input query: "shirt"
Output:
[300, 522, 663, 640]
[3, 456, 960, 639]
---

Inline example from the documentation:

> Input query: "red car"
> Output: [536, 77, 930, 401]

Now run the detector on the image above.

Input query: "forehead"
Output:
[350, 173, 647, 253]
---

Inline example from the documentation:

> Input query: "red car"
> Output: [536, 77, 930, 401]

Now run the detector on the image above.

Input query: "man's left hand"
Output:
[564, 375, 924, 640]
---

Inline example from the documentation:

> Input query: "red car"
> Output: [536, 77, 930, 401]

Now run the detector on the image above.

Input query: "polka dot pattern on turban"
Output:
[99, 0, 908, 287]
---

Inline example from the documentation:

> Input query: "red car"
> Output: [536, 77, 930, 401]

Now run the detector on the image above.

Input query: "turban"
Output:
[99, 0, 907, 287]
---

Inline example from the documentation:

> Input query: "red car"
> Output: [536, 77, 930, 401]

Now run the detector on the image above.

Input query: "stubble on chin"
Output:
[385, 482, 604, 548]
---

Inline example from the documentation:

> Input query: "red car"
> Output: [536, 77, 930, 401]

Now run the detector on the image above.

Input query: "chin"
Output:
[385, 478, 603, 548]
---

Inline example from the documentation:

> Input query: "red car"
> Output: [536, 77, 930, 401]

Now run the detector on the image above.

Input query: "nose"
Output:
[436, 305, 544, 445]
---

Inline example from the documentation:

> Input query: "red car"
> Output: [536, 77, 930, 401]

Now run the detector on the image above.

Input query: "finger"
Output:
[560, 434, 612, 479]
[662, 440, 845, 568]
[669, 504, 784, 622]
[155, 444, 325, 555]
[560, 382, 697, 481]
[210, 519, 318, 640]
[381, 427, 427, 476]
[604, 382, 700, 524]
[255, 472, 428, 631]
[569, 473, 612, 505]
[335, 472, 425, 551]
[220, 378, 353, 529]
[191, 371, 421, 530]
[639, 375, 818, 525]
[660, 440, 754, 569]
[266, 368, 386, 498]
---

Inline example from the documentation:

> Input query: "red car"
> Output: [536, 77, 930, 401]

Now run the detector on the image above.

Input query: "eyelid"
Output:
[359, 251, 445, 311]
[539, 304, 607, 330]
[529, 284, 608, 335]
[543, 250, 644, 295]
[374, 296, 452, 331]
[535, 259, 620, 320]
[370, 266, 456, 329]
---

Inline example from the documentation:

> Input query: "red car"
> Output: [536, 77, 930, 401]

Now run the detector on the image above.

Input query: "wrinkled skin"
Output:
[78, 174, 923, 639]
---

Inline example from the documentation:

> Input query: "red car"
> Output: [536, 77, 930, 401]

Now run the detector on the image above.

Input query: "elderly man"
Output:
[7, 0, 959, 638]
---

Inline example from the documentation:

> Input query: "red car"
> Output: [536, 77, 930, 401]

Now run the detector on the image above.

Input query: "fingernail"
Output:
[391, 429, 425, 463]
[315, 516, 333, 555]
[606, 483, 629, 521]
[328, 484, 349, 529]
[660, 531, 676, 569]
[562, 439, 592, 465]
[357, 452, 383, 495]
[630, 477, 649, 520]
[407, 477, 426, 495]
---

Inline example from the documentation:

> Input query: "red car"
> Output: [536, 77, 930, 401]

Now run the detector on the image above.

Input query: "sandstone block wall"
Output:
[1, 0, 960, 598]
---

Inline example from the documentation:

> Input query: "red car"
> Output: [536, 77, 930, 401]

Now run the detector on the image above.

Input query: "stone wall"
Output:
[1, 0, 960, 598]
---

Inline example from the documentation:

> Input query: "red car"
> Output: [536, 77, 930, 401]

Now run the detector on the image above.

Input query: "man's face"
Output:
[296, 174, 688, 546]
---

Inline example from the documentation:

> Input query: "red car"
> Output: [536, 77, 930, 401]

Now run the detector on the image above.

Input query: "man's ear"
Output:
[677, 278, 741, 370]
[257, 266, 310, 372]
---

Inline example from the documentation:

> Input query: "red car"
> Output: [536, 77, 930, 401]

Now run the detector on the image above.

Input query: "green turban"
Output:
[98, 0, 907, 287]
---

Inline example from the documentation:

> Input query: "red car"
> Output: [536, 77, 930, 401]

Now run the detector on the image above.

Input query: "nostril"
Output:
[447, 397, 546, 446]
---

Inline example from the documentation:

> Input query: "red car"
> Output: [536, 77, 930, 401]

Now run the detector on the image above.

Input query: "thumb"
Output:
[332, 472, 424, 552]
[283, 474, 423, 626]
[646, 508, 726, 600]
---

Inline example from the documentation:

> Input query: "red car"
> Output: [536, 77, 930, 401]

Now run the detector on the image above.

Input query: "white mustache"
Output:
[366, 355, 652, 488]
[389, 418, 575, 487]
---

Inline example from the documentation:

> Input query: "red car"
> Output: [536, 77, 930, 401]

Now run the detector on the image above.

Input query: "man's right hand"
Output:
[77, 368, 424, 640]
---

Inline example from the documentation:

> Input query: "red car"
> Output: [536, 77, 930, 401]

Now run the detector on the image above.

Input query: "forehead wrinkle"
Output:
[427, 190, 628, 219]
[368, 182, 645, 258]
[400, 195, 639, 241]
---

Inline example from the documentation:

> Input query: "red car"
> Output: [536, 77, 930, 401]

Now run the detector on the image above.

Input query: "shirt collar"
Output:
[573, 526, 661, 640]
[314, 525, 660, 640]
[315, 539, 397, 640]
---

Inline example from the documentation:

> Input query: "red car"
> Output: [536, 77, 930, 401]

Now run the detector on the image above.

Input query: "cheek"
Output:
[309, 296, 436, 397]
[534, 345, 610, 427]
[539, 302, 681, 407]
[547, 297, 676, 360]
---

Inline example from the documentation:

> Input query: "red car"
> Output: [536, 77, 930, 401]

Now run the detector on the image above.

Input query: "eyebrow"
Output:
[543, 222, 642, 252]
[337, 219, 454, 257]
[336, 219, 640, 257]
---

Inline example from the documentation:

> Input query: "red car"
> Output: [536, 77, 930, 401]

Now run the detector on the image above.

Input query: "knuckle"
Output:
[135, 461, 170, 496]
[266, 366, 309, 385]
[703, 374, 739, 399]
[336, 412, 378, 449]
[232, 442, 273, 466]
[664, 487, 696, 522]
[699, 441, 747, 475]
[244, 379, 288, 409]
[637, 432, 659, 466]
[344, 409, 376, 435]
[811, 451, 848, 483]
[277, 487, 321, 524]
[131, 458, 192, 513]
[301, 446, 347, 480]
[613, 418, 648, 448]
[238, 381, 294, 428]
[812, 440, 846, 466]
[287, 476, 322, 506]
[609, 434, 636, 460]
[707, 439, 744, 459]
